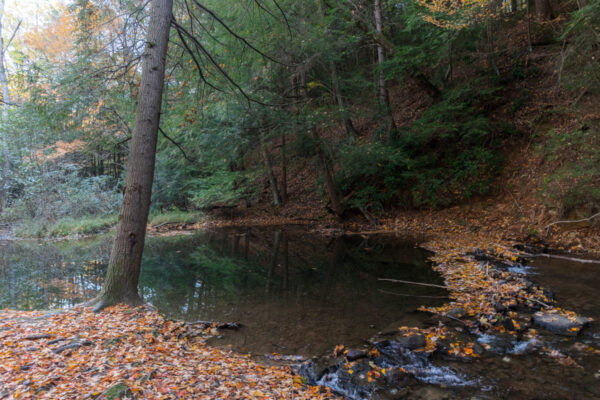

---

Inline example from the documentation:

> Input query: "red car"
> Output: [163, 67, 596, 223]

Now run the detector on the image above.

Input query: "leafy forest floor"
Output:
[0, 305, 338, 399]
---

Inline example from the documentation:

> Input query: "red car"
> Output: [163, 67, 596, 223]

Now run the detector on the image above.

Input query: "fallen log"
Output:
[24, 334, 52, 340]
[52, 340, 93, 354]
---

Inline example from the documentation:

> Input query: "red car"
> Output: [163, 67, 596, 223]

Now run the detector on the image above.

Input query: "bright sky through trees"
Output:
[6, 0, 64, 27]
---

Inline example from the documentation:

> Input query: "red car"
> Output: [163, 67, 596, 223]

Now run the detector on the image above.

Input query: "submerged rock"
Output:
[393, 334, 426, 351]
[532, 312, 592, 336]
[297, 356, 343, 384]
[346, 349, 368, 361]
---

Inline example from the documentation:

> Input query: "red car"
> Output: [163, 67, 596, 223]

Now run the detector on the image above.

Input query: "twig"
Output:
[524, 297, 552, 308]
[378, 278, 448, 289]
[444, 314, 468, 326]
[531, 253, 600, 265]
[359, 206, 378, 226]
[378, 289, 447, 299]
[544, 211, 600, 232]
[3, 19, 22, 53]
[506, 190, 523, 216]
[571, 88, 587, 106]
[159, 126, 194, 163]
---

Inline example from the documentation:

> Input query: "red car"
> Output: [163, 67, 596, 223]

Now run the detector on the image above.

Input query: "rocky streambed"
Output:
[294, 244, 599, 399]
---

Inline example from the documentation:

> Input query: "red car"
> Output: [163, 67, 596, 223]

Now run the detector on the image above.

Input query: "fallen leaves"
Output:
[0, 306, 338, 399]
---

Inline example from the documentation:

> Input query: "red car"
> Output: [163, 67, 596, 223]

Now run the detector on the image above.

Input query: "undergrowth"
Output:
[337, 81, 510, 209]
[13, 210, 203, 238]
[539, 123, 600, 215]
[14, 215, 117, 238]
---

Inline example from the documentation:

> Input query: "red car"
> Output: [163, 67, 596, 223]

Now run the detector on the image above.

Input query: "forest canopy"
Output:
[0, 0, 597, 234]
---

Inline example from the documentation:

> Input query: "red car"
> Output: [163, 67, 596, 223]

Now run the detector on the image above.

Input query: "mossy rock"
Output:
[100, 382, 133, 399]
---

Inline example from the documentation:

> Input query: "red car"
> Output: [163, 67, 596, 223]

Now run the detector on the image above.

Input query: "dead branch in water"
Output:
[378, 289, 447, 299]
[544, 211, 600, 233]
[378, 278, 448, 289]
[532, 253, 600, 265]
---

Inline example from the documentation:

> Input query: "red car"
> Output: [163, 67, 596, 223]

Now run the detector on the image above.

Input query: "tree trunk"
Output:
[374, 0, 397, 141]
[511, 0, 519, 13]
[261, 130, 281, 206]
[92, 0, 173, 310]
[280, 133, 288, 203]
[312, 127, 343, 216]
[331, 61, 358, 138]
[318, 0, 357, 139]
[535, 0, 554, 19]
[0, 0, 10, 212]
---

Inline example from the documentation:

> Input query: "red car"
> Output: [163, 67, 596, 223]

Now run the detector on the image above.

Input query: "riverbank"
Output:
[2, 199, 599, 398]
[5, 211, 205, 240]
[0, 305, 337, 399]
[191, 204, 600, 398]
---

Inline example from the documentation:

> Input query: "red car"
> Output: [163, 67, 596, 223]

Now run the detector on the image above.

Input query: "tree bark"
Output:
[374, 0, 397, 141]
[0, 0, 10, 212]
[511, 0, 519, 13]
[261, 129, 281, 206]
[331, 61, 358, 138]
[280, 132, 288, 203]
[92, 0, 173, 310]
[535, 0, 554, 19]
[312, 127, 343, 216]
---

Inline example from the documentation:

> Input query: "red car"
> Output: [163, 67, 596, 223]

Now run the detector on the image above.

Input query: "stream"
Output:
[0, 226, 599, 399]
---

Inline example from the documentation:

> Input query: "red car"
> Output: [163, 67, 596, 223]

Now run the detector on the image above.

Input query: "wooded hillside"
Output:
[0, 0, 598, 239]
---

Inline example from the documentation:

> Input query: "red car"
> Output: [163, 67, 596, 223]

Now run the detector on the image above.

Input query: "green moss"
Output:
[13, 210, 204, 239]
[100, 382, 132, 399]
[14, 215, 117, 238]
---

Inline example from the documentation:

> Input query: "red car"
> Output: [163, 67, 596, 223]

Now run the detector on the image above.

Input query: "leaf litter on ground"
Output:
[0, 305, 339, 399]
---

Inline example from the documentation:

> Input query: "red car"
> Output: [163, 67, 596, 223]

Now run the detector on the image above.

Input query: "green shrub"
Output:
[540, 126, 600, 214]
[337, 82, 507, 209]
[560, 0, 600, 92]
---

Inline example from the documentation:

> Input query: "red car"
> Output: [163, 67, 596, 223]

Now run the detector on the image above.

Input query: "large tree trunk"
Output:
[0, 0, 10, 212]
[374, 0, 397, 141]
[535, 0, 554, 19]
[312, 128, 343, 216]
[261, 130, 281, 206]
[92, 0, 173, 310]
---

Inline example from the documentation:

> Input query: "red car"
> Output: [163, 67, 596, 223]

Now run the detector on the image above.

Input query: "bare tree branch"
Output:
[3, 19, 21, 54]
[159, 126, 194, 163]
[191, 0, 290, 66]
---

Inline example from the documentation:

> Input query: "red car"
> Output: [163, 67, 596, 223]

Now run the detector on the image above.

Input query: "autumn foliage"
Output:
[0, 305, 337, 399]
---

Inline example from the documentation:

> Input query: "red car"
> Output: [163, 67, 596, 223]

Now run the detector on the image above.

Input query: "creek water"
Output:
[2, 228, 600, 399]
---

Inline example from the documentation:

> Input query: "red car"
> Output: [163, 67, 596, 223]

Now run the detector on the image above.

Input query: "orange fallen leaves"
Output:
[0, 306, 339, 399]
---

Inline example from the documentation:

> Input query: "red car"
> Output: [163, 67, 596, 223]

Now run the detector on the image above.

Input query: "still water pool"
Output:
[0, 227, 446, 356]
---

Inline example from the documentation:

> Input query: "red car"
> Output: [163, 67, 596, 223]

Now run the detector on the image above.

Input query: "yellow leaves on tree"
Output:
[23, 9, 76, 62]
[416, 0, 510, 30]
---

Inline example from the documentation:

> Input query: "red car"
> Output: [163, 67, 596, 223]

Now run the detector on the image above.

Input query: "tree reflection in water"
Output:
[0, 227, 447, 356]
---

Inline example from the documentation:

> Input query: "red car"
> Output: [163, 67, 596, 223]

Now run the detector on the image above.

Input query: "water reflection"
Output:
[0, 227, 447, 356]
[0, 239, 108, 310]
